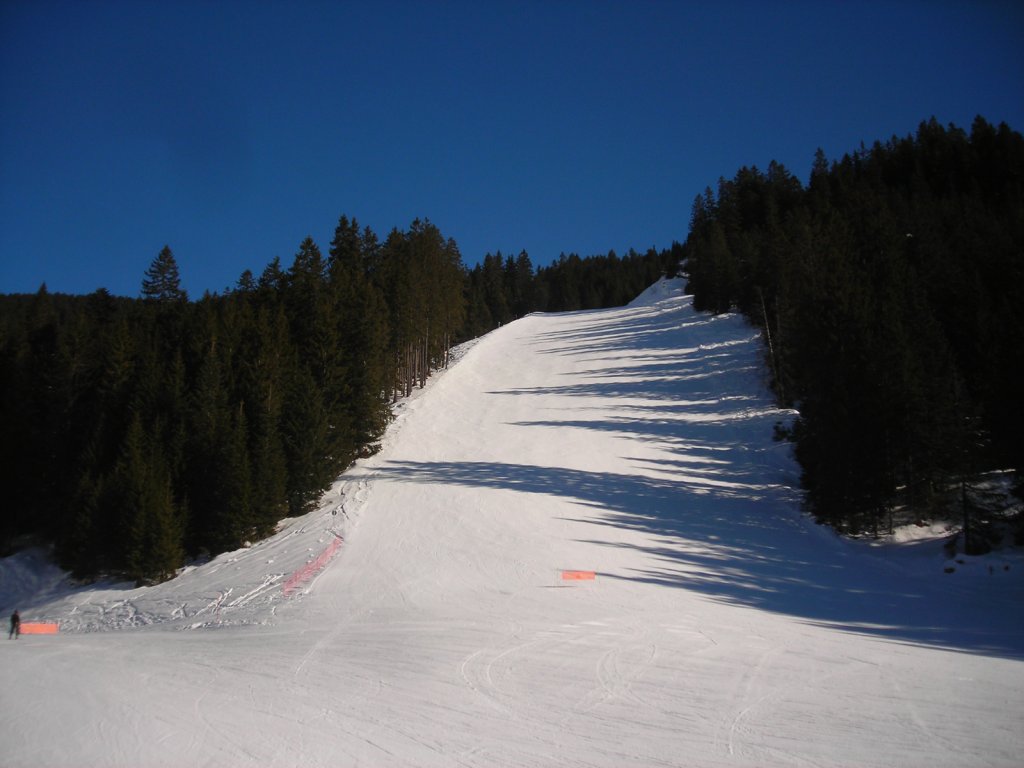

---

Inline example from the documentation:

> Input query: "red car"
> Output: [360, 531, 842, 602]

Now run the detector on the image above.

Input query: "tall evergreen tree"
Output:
[329, 215, 391, 449]
[141, 246, 188, 303]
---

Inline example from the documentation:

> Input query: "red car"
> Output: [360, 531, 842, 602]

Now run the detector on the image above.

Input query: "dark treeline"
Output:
[0, 215, 678, 581]
[462, 246, 682, 338]
[0, 216, 465, 582]
[683, 116, 1024, 550]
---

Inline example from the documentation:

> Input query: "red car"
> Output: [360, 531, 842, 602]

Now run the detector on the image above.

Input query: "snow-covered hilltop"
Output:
[2, 278, 1022, 767]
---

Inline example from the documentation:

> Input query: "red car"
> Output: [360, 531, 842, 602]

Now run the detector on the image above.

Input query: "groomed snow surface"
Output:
[3, 279, 1022, 767]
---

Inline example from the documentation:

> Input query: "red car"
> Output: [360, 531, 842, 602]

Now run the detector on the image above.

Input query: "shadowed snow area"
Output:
[2, 278, 1022, 767]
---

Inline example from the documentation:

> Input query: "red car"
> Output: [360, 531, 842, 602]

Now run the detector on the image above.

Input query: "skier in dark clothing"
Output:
[9, 610, 20, 639]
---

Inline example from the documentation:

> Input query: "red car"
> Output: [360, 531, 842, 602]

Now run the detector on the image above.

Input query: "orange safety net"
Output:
[282, 535, 344, 597]
[560, 570, 596, 580]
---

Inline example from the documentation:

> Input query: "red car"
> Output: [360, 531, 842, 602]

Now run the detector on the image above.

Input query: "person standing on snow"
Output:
[9, 610, 20, 639]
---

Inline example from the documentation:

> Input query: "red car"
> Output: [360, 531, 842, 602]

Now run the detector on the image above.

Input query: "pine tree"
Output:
[110, 414, 184, 584]
[282, 364, 332, 515]
[141, 246, 188, 303]
[329, 215, 391, 450]
[237, 302, 290, 534]
[258, 256, 286, 295]
[462, 265, 494, 339]
[481, 252, 511, 325]
[508, 250, 536, 319]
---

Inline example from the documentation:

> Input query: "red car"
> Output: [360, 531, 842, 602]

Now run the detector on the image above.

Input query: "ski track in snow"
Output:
[2, 278, 1023, 768]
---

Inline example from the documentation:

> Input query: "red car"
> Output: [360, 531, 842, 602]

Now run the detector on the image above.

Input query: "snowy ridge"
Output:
[2, 278, 1022, 768]
[626, 274, 684, 307]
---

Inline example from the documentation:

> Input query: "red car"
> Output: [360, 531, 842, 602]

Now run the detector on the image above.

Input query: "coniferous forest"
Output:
[684, 116, 1024, 551]
[1, 116, 1021, 581]
[0, 215, 676, 582]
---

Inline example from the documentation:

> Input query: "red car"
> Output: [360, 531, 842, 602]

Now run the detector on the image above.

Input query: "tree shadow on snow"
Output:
[362, 457, 1024, 660]
[360, 299, 1024, 659]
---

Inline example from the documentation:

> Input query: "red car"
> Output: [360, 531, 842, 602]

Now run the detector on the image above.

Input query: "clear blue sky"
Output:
[2, 0, 1022, 297]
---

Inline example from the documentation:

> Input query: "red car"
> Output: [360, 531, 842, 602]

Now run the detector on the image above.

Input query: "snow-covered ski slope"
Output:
[2, 278, 1023, 767]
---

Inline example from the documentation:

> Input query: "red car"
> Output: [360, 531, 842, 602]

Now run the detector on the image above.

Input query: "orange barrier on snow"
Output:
[19, 622, 59, 635]
[560, 570, 596, 581]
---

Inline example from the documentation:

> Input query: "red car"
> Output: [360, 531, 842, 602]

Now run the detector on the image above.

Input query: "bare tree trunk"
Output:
[406, 344, 413, 397]
[420, 335, 428, 387]
[758, 286, 781, 402]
